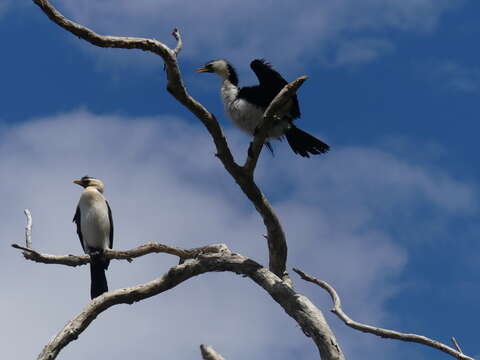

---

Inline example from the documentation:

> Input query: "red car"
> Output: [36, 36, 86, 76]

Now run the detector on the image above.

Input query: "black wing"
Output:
[250, 59, 287, 90]
[106, 201, 114, 250]
[73, 206, 85, 252]
[250, 59, 301, 119]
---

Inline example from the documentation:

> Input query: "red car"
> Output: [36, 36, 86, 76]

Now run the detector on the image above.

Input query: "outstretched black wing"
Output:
[250, 59, 287, 90]
[73, 206, 85, 252]
[106, 201, 114, 250]
[250, 59, 301, 119]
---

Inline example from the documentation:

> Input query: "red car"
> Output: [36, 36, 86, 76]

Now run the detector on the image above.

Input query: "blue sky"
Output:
[1, 1, 479, 359]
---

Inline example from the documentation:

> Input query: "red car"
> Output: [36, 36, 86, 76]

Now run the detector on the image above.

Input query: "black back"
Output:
[238, 59, 301, 119]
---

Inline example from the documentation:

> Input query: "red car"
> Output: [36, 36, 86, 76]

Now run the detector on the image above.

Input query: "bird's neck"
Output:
[221, 79, 239, 105]
[84, 186, 104, 195]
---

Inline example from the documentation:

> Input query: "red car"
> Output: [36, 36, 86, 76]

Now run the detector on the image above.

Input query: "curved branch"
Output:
[172, 27, 182, 56]
[200, 344, 225, 360]
[37, 250, 344, 360]
[32, 0, 289, 279]
[293, 268, 475, 360]
[32, 0, 234, 169]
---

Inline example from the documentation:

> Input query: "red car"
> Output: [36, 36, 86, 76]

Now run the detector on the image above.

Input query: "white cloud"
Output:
[333, 38, 394, 66]
[0, 110, 475, 359]
[0, 0, 10, 17]
[51, 0, 459, 68]
[429, 60, 480, 93]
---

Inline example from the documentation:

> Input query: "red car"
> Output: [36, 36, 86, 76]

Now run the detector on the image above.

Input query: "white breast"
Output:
[221, 80, 291, 140]
[78, 189, 111, 252]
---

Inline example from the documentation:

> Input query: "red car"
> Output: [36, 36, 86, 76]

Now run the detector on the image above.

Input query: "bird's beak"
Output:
[196, 67, 210, 73]
[73, 180, 82, 185]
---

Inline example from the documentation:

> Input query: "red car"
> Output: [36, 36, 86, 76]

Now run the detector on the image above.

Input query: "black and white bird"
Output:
[197, 59, 330, 157]
[73, 176, 113, 299]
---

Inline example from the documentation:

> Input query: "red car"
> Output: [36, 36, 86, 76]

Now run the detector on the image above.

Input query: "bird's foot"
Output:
[89, 250, 104, 260]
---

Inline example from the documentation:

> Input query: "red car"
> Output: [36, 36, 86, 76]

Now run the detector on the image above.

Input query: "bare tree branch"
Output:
[13, 211, 227, 265]
[12, 242, 229, 266]
[36, 249, 344, 360]
[200, 344, 226, 360]
[293, 268, 475, 360]
[32, 0, 289, 280]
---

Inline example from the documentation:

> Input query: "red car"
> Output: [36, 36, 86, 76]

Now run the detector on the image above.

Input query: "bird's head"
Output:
[197, 59, 238, 85]
[73, 176, 105, 193]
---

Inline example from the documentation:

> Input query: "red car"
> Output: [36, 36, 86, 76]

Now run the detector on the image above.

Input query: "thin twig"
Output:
[172, 28, 182, 56]
[164, 28, 182, 71]
[293, 268, 475, 360]
[200, 344, 225, 360]
[451, 337, 463, 354]
[24, 209, 32, 248]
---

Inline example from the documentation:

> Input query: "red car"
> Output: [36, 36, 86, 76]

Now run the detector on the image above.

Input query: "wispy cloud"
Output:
[429, 60, 480, 93]
[0, 109, 475, 359]
[50, 0, 459, 68]
[0, 0, 10, 18]
[333, 38, 394, 66]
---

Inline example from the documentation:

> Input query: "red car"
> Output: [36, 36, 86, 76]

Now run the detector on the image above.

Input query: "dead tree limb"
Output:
[200, 344, 226, 360]
[11, 242, 228, 266]
[32, 0, 291, 280]
[37, 249, 344, 360]
[293, 268, 475, 360]
[13, 210, 227, 265]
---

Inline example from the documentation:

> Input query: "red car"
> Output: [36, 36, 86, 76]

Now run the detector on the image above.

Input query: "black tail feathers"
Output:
[285, 125, 330, 158]
[89, 253, 109, 299]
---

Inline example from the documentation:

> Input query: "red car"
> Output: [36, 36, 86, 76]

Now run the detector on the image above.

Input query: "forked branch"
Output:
[37, 250, 344, 360]
[15, 210, 342, 360]
[293, 268, 475, 360]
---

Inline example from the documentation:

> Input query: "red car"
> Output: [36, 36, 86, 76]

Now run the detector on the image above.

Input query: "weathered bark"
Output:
[35, 249, 344, 360]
